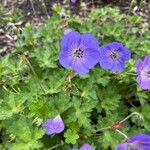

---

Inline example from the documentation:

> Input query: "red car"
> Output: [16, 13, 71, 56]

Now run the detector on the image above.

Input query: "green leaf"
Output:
[0, 93, 26, 120]
[64, 129, 79, 144]
[6, 117, 44, 150]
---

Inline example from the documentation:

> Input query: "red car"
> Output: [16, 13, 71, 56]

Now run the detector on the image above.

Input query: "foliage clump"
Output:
[0, 7, 150, 150]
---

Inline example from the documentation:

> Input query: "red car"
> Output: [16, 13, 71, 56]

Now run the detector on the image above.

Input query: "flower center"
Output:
[146, 70, 150, 77]
[73, 48, 84, 58]
[110, 50, 120, 61]
[141, 69, 150, 78]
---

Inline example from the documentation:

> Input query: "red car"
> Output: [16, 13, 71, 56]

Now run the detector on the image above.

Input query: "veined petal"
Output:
[59, 47, 72, 67]
[82, 48, 100, 69]
[80, 144, 92, 150]
[80, 33, 99, 49]
[42, 119, 55, 135]
[136, 59, 143, 74]
[115, 142, 129, 150]
[99, 46, 110, 59]
[120, 47, 131, 61]
[144, 55, 150, 69]
[71, 59, 89, 75]
[100, 58, 113, 70]
[130, 134, 150, 150]
[61, 31, 80, 48]
[52, 115, 65, 133]
[109, 42, 124, 48]
[131, 134, 150, 142]
[111, 60, 125, 72]
[115, 134, 150, 150]
[137, 75, 150, 90]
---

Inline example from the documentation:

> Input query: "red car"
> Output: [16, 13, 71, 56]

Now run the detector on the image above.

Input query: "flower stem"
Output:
[2, 86, 12, 93]
[47, 142, 63, 150]
[94, 112, 142, 134]
[124, 72, 137, 76]
[67, 70, 76, 82]
[95, 126, 111, 133]
[119, 112, 142, 124]
[116, 129, 128, 139]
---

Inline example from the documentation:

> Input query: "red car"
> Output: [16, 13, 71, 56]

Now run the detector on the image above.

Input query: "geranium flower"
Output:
[115, 134, 150, 150]
[136, 55, 150, 90]
[42, 115, 64, 135]
[59, 31, 100, 75]
[80, 144, 92, 150]
[71, 0, 77, 3]
[64, 29, 73, 35]
[99, 42, 131, 72]
[70, 148, 78, 150]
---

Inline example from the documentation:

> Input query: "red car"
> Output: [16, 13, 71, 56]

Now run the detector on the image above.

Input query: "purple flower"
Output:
[71, 0, 77, 3]
[80, 144, 92, 150]
[64, 29, 73, 35]
[99, 42, 131, 72]
[136, 55, 150, 90]
[59, 31, 100, 75]
[115, 134, 150, 150]
[42, 115, 64, 135]
[70, 148, 78, 150]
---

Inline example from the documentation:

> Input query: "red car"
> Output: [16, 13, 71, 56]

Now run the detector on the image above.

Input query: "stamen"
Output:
[141, 69, 150, 78]
[146, 70, 150, 77]
[110, 50, 120, 61]
[73, 48, 84, 58]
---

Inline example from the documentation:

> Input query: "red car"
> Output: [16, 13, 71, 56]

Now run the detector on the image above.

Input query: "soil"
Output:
[1, 0, 150, 23]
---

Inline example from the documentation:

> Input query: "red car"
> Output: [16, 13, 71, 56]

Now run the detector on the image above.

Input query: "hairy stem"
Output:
[120, 112, 142, 124]
[116, 129, 128, 139]
[48, 142, 63, 150]
[95, 126, 111, 133]
[124, 72, 137, 76]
